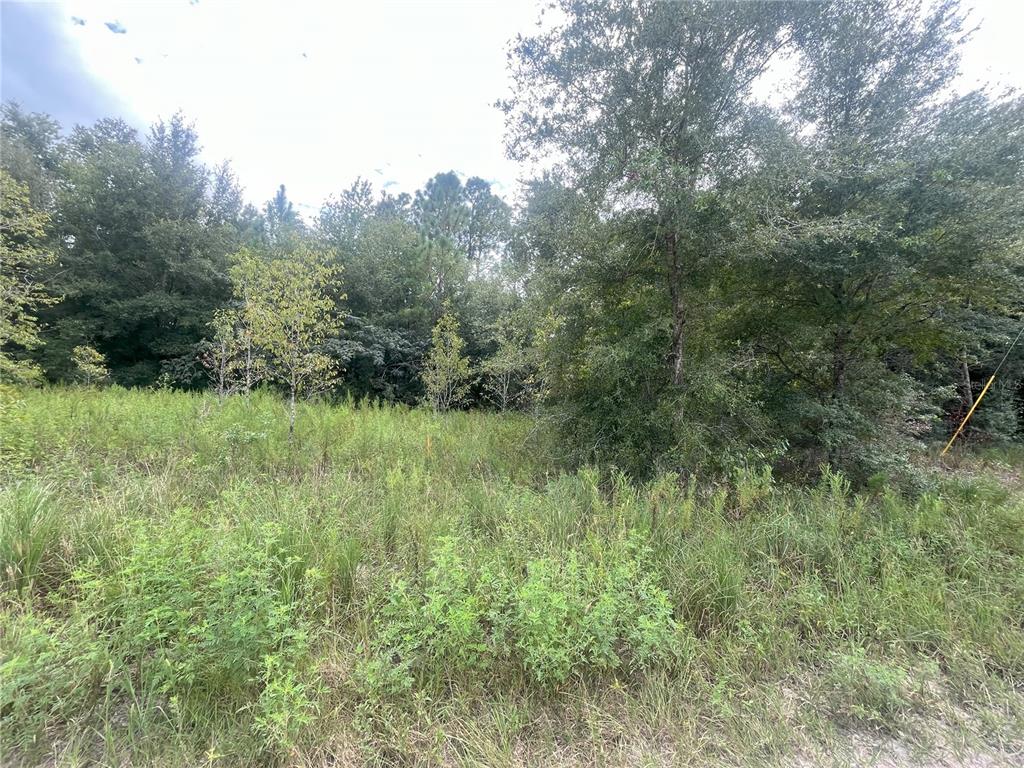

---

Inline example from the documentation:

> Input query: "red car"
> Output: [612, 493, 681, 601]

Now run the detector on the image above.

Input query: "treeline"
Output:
[2, 0, 1023, 483]
[0, 109, 521, 406]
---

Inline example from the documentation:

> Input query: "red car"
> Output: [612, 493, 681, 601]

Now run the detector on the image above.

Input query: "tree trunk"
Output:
[826, 325, 850, 467]
[960, 356, 974, 411]
[289, 381, 297, 441]
[217, 338, 228, 403]
[667, 231, 686, 387]
[244, 336, 253, 397]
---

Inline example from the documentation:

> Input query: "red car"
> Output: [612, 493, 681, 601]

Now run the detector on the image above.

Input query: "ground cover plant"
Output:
[1, 386, 1022, 766]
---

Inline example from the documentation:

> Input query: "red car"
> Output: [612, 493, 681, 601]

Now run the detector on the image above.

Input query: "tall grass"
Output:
[1, 385, 1022, 766]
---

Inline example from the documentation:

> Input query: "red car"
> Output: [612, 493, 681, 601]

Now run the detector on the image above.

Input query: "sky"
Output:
[2, 0, 1023, 216]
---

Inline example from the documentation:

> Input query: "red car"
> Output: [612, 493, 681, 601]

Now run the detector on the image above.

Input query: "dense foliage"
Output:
[501, 0, 1023, 480]
[1, 0, 1022, 483]
[1, 387, 1022, 764]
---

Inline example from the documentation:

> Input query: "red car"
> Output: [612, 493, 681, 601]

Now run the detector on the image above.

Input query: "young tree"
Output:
[480, 313, 534, 411]
[0, 171, 58, 384]
[422, 305, 472, 412]
[233, 246, 343, 437]
[199, 309, 262, 401]
[70, 345, 109, 386]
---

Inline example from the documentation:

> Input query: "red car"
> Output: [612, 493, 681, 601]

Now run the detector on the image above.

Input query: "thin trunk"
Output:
[831, 328, 849, 395]
[244, 336, 253, 397]
[960, 356, 974, 410]
[218, 338, 228, 403]
[289, 377, 297, 441]
[667, 231, 686, 387]
[826, 325, 850, 467]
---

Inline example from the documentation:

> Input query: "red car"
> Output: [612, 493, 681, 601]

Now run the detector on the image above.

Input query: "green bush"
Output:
[0, 609, 109, 751]
[363, 534, 688, 691]
[74, 512, 321, 746]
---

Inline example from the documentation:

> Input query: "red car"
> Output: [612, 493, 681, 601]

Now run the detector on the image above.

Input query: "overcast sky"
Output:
[3, 0, 1023, 215]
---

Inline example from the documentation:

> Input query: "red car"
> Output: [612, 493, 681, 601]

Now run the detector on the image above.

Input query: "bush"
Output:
[362, 534, 689, 691]
[0, 609, 109, 752]
[74, 513, 322, 747]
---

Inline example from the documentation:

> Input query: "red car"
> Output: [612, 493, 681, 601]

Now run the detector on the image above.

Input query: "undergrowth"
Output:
[1, 386, 1022, 766]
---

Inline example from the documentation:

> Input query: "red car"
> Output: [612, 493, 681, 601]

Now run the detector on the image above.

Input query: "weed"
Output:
[0, 387, 1021, 765]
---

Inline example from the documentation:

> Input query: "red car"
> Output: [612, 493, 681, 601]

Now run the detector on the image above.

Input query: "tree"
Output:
[318, 183, 433, 404]
[480, 312, 534, 411]
[503, 0, 1024, 480]
[38, 113, 240, 386]
[199, 309, 258, 401]
[422, 305, 472, 412]
[317, 178, 376, 255]
[70, 345, 109, 386]
[263, 184, 305, 250]
[461, 177, 511, 278]
[316, 173, 514, 406]
[232, 246, 343, 437]
[1, 102, 65, 211]
[734, 0, 1019, 479]
[0, 171, 58, 384]
[503, 0, 802, 388]
[501, 0, 804, 475]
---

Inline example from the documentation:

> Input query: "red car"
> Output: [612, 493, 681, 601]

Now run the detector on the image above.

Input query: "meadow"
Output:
[1, 387, 1023, 766]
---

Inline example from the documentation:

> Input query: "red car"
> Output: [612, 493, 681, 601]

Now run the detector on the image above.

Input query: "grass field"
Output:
[1, 386, 1023, 766]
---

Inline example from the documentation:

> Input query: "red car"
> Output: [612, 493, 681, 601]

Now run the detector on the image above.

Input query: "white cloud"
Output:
[54, 0, 1024, 215]
[62, 0, 539, 211]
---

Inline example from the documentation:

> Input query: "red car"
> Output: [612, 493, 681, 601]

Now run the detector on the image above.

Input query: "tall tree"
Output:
[737, 0, 1022, 477]
[0, 102, 65, 211]
[502, 0, 802, 474]
[316, 173, 513, 406]
[263, 184, 305, 249]
[0, 171, 58, 383]
[38, 114, 242, 385]
[319, 182, 433, 403]
[461, 177, 511, 277]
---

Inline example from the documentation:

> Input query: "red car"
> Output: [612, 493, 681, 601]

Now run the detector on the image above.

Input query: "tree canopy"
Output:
[1, 0, 1021, 482]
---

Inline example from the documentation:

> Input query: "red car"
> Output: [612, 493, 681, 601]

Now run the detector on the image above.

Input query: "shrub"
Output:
[74, 513, 321, 731]
[362, 534, 688, 691]
[0, 609, 109, 752]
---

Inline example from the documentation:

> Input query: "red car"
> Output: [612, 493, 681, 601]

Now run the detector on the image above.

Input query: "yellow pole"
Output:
[941, 373, 995, 456]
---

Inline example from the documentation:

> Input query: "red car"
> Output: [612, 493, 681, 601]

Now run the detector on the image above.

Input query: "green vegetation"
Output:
[0, 171, 58, 384]
[422, 306, 473, 412]
[2, 0, 1022, 486]
[2, 387, 1022, 765]
[2, 0, 1023, 763]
